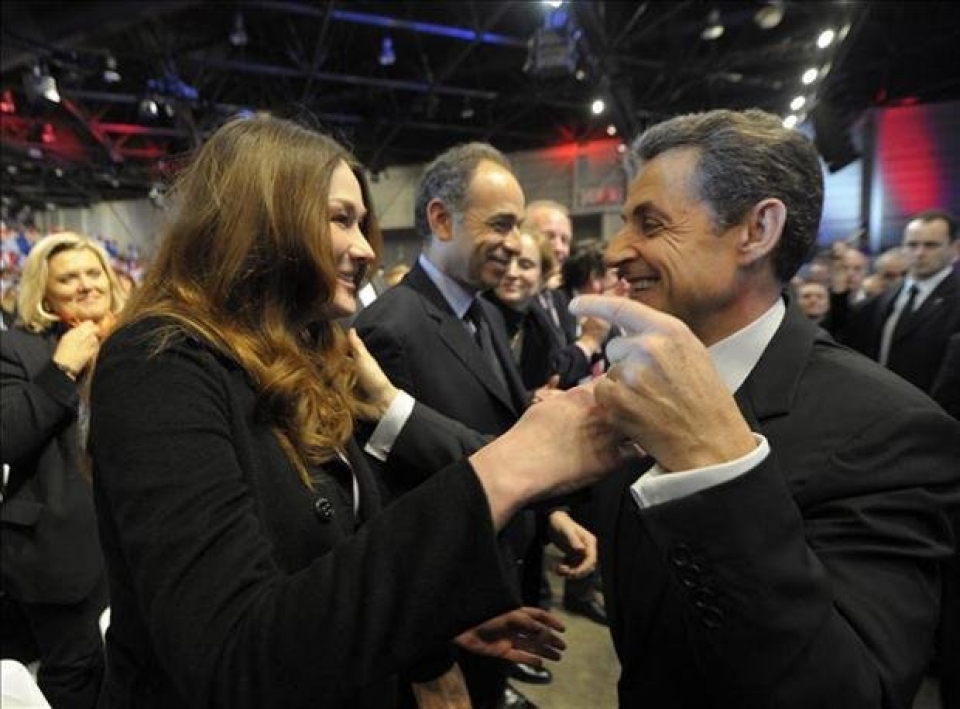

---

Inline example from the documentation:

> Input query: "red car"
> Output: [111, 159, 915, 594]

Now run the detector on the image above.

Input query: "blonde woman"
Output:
[1, 232, 125, 708]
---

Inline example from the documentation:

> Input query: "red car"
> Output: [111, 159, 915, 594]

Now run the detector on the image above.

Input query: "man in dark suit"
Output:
[526, 200, 578, 344]
[355, 143, 593, 708]
[569, 109, 960, 708]
[835, 209, 960, 394]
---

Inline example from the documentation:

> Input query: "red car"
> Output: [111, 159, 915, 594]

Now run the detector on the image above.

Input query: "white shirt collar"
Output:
[418, 253, 477, 319]
[707, 298, 786, 394]
[902, 265, 952, 302]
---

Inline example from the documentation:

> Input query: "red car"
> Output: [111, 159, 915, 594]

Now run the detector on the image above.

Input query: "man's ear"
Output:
[427, 198, 454, 242]
[739, 198, 786, 266]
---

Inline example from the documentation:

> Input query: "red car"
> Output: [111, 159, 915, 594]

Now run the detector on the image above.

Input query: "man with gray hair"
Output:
[356, 142, 594, 709]
[571, 109, 959, 707]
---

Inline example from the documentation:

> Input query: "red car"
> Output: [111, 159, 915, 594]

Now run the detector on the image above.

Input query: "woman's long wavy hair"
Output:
[116, 116, 382, 486]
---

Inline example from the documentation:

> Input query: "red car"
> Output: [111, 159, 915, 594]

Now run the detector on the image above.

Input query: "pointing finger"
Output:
[569, 294, 673, 335]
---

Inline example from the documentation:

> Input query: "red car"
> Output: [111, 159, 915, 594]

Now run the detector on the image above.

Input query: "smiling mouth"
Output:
[625, 276, 660, 293]
[338, 263, 368, 290]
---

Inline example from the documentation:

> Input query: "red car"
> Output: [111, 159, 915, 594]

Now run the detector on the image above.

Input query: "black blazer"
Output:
[355, 261, 530, 439]
[837, 270, 960, 393]
[596, 301, 960, 708]
[88, 319, 517, 709]
[1, 325, 104, 604]
[485, 292, 590, 390]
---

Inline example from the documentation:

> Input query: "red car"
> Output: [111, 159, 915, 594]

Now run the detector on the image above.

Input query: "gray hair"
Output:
[414, 142, 511, 239]
[634, 109, 824, 282]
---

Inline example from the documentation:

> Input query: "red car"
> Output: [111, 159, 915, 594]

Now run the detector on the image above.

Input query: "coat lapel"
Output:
[734, 298, 819, 424]
[893, 271, 958, 341]
[404, 264, 518, 414]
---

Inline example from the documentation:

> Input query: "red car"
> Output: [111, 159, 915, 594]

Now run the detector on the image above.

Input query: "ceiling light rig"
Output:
[379, 36, 396, 66]
[816, 29, 836, 49]
[23, 64, 60, 104]
[701, 9, 725, 41]
[754, 1, 785, 30]
[590, 98, 606, 115]
[229, 12, 249, 47]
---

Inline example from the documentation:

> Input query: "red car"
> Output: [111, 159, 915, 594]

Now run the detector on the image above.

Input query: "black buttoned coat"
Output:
[88, 319, 516, 709]
[596, 301, 960, 708]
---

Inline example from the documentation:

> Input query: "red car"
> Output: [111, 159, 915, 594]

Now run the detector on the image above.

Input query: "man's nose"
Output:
[605, 227, 637, 269]
[503, 228, 522, 255]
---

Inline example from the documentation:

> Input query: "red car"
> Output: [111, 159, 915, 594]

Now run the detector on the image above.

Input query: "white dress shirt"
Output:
[631, 298, 785, 509]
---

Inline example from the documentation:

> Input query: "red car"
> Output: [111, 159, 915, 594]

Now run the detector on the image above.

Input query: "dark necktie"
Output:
[466, 301, 509, 393]
[892, 284, 919, 341]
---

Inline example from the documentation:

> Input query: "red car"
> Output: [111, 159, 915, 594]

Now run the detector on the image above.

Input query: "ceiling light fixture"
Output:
[606, 124, 617, 136]
[103, 55, 121, 84]
[790, 96, 806, 111]
[229, 12, 249, 47]
[591, 98, 605, 115]
[379, 36, 396, 66]
[701, 9, 725, 41]
[817, 29, 836, 49]
[801, 67, 819, 85]
[783, 115, 799, 129]
[543, 0, 564, 8]
[24, 65, 60, 104]
[0, 89, 15, 114]
[754, 1, 785, 30]
[139, 97, 160, 120]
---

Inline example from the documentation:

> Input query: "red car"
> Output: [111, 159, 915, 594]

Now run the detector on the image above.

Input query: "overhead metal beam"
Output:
[243, 1, 527, 48]
[180, 56, 499, 101]
[61, 97, 125, 163]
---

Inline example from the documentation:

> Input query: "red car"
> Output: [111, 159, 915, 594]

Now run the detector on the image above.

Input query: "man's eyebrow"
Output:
[621, 200, 658, 222]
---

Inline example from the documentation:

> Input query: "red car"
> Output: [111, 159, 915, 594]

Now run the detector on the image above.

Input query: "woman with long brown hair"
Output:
[86, 116, 623, 708]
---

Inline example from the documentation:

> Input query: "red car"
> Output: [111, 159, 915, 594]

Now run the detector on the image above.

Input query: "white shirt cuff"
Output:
[630, 434, 770, 509]
[363, 390, 416, 462]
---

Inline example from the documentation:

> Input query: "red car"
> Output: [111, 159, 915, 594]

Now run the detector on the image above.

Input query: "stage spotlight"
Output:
[229, 12, 249, 47]
[701, 10, 725, 41]
[379, 37, 396, 66]
[24, 65, 60, 104]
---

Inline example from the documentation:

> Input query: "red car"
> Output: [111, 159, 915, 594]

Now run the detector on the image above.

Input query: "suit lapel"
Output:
[404, 264, 518, 414]
[893, 271, 958, 341]
[735, 298, 819, 424]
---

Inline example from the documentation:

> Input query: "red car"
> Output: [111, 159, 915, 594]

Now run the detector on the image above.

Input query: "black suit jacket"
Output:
[596, 302, 960, 708]
[486, 292, 590, 390]
[355, 262, 529, 441]
[837, 270, 960, 392]
[1, 325, 105, 604]
[88, 319, 516, 709]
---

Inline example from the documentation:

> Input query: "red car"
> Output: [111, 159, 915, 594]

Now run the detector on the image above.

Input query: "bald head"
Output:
[526, 200, 572, 265]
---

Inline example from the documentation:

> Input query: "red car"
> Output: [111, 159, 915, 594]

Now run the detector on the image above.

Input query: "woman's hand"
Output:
[454, 607, 566, 667]
[347, 328, 399, 420]
[52, 321, 101, 378]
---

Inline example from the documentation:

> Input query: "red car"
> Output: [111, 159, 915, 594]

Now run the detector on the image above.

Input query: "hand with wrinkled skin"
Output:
[412, 663, 472, 709]
[470, 382, 635, 530]
[570, 295, 756, 473]
[547, 510, 597, 578]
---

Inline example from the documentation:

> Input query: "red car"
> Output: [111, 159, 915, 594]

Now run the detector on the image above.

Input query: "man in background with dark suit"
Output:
[836, 209, 960, 395]
[355, 142, 594, 709]
[570, 109, 959, 708]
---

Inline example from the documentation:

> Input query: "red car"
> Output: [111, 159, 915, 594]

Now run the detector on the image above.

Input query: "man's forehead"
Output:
[904, 218, 949, 241]
[624, 149, 699, 209]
